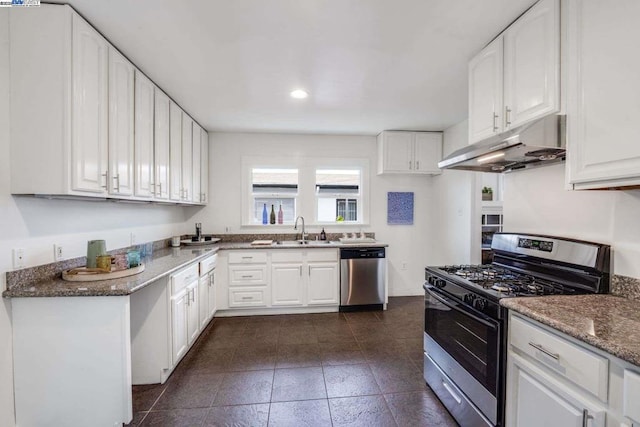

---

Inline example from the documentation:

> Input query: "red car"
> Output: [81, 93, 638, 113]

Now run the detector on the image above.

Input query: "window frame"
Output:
[241, 156, 369, 227]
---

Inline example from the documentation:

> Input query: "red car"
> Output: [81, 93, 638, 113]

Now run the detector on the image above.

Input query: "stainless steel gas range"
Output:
[423, 233, 610, 427]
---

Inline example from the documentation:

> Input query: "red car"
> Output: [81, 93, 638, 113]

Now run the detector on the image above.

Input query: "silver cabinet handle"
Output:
[101, 171, 108, 189]
[157, 182, 162, 197]
[408, 160, 412, 170]
[241, 275, 253, 279]
[492, 113, 499, 132]
[308, 266, 311, 276]
[442, 381, 462, 405]
[299, 266, 302, 276]
[241, 296, 252, 300]
[528, 342, 560, 361]
[505, 106, 512, 127]
[113, 174, 120, 192]
[241, 256, 253, 260]
[416, 160, 420, 170]
[582, 409, 593, 427]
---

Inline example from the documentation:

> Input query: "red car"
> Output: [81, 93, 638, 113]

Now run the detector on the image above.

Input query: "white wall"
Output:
[189, 132, 437, 296]
[430, 120, 480, 265]
[503, 163, 640, 278]
[0, 12, 188, 425]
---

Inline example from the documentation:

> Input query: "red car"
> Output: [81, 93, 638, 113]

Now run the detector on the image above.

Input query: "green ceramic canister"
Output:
[86, 240, 107, 268]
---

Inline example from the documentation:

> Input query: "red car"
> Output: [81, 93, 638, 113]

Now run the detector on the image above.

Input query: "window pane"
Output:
[316, 169, 361, 223]
[254, 198, 296, 223]
[252, 168, 298, 194]
[251, 168, 298, 223]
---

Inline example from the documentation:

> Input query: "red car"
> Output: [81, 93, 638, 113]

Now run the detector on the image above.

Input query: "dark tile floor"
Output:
[127, 296, 458, 426]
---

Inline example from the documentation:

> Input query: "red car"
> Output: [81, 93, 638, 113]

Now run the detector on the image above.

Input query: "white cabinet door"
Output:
[107, 47, 134, 197]
[169, 101, 182, 201]
[307, 262, 339, 305]
[154, 89, 170, 200]
[413, 133, 442, 175]
[379, 131, 413, 173]
[208, 270, 217, 317]
[200, 128, 209, 204]
[171, 289, 188, 364]
[192, 122, 202, 204]
[134, 71, 155, 198]
[71, 13, 109, 194]
[198, 276, 209, 330]
[468, 36, 504, 144]
[503, 0, 560, 130]
[566, 0, 640, 189]
[507, 354, 605, 427]
[181, 114, 193, 202]
[186, 281, 199, 345]
[271, 263, 304, 306]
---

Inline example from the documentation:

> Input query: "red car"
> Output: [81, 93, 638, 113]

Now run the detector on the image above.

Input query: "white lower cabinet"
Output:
[507, 313, 640, 427]
[272, 263, 305, 306]
[186, 281, 199, 344]
[170, 288, 189, 364]
[221, 249, 340, 312]
[307, 262, 339, 305]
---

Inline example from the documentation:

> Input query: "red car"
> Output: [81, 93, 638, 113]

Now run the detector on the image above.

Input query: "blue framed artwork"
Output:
[387, 192, 414, 225]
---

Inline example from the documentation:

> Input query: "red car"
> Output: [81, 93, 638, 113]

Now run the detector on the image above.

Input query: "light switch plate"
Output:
[13, 248, 25, 269]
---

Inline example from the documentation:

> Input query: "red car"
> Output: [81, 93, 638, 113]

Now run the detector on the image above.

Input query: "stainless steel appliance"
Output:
[438, 115, 566, 173]
[340, 247, 386, 311]
[424, 233, 610, 427]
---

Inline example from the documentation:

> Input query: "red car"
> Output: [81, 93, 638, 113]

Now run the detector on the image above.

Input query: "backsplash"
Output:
[212, 232, 375, 243]
[611, 275, 640, 301]
[5, 238, 171, 291]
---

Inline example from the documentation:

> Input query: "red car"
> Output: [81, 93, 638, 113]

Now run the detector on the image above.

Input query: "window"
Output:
[251, 168, 298, 224]
[316, 169, 361, 223]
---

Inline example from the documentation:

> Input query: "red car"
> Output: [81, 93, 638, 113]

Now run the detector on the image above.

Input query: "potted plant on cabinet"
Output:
[482, 187, 493, 201]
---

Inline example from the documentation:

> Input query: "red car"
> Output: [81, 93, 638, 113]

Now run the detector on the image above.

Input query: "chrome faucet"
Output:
[294, 216, 307, 243]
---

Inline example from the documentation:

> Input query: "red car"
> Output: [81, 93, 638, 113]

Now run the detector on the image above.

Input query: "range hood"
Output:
[438, 115, 566, 173]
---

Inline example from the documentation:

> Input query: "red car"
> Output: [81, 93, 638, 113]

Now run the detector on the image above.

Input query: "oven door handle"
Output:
[427, 288, 498, 330]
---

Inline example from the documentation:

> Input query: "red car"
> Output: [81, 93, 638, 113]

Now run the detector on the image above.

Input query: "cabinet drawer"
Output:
[229, 265, 268, 286]
[228, 251, 267, 264]
[271, 250, 304, 263]
[510, 315, 608, 401]
[228, 287, 267, 307]
[306, 249, 338, 262]
[171, 264, 199, 295]
[199, 254, 217, 276]
[624, 369, 640, 423]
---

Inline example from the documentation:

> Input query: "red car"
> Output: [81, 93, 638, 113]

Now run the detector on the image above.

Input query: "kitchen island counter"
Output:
[501, 294, 640, 366]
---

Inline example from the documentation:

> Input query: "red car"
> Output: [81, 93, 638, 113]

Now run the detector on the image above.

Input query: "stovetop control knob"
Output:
[463, 294, 475, 304]
[473, 298, 487, 311]
[435, 279, 446, 289]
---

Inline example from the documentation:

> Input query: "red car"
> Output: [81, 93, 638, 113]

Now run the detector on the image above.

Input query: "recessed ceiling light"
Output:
[290, 89, 308, 99]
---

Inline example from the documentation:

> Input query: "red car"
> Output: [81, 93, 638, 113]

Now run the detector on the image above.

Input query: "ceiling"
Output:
[54, 0, 535, 135]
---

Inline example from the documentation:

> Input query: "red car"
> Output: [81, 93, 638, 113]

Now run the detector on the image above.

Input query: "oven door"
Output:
[424, 285, 500, 400]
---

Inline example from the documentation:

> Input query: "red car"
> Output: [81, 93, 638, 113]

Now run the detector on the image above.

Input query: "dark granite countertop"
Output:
[3, 247, 219, 298]
[501, 295, 640, 366]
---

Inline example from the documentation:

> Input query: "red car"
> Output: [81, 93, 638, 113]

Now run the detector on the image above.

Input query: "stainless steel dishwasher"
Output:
[340, 247, 386, 311]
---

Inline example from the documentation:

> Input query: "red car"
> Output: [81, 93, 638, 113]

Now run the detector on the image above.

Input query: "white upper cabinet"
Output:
[565, 0, 640, 189]
[191, 122, 202, 205]
[108, 48, 135, 197]
[154, 89, 170, 200]
[468, 36, 504, 144]
[71, 12, 110, 194]
[134, 71, 155, 198]
[169, 101, 183, 202]
[503, 0, 560, 130]
[377, 131, 442, 175]
[200, 128, 209, 205]
[8, 4, 203, 205]
[181, 114, 194, 203]
[468, 0, 560, 144]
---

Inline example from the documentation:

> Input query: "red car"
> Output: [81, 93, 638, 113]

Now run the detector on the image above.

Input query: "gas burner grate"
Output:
[441, 264, 573, 296]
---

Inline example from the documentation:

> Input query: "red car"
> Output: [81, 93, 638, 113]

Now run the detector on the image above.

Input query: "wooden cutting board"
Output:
[251, 240, 274, 246]
[62, 264, 145, 282]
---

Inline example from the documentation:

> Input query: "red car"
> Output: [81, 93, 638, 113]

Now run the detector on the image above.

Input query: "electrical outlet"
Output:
[401, 261, 407, 270]
[54, 244, 64, 261]
[130, 233, 136, 245]
[13, 248, 25, 269]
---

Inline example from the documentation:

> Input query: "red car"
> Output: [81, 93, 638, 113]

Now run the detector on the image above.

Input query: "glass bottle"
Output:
[270, 204, 276, 224]
[262, 204, 268, 225]
[320, 227, 327, 240]
[277, 204, 284, 224]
